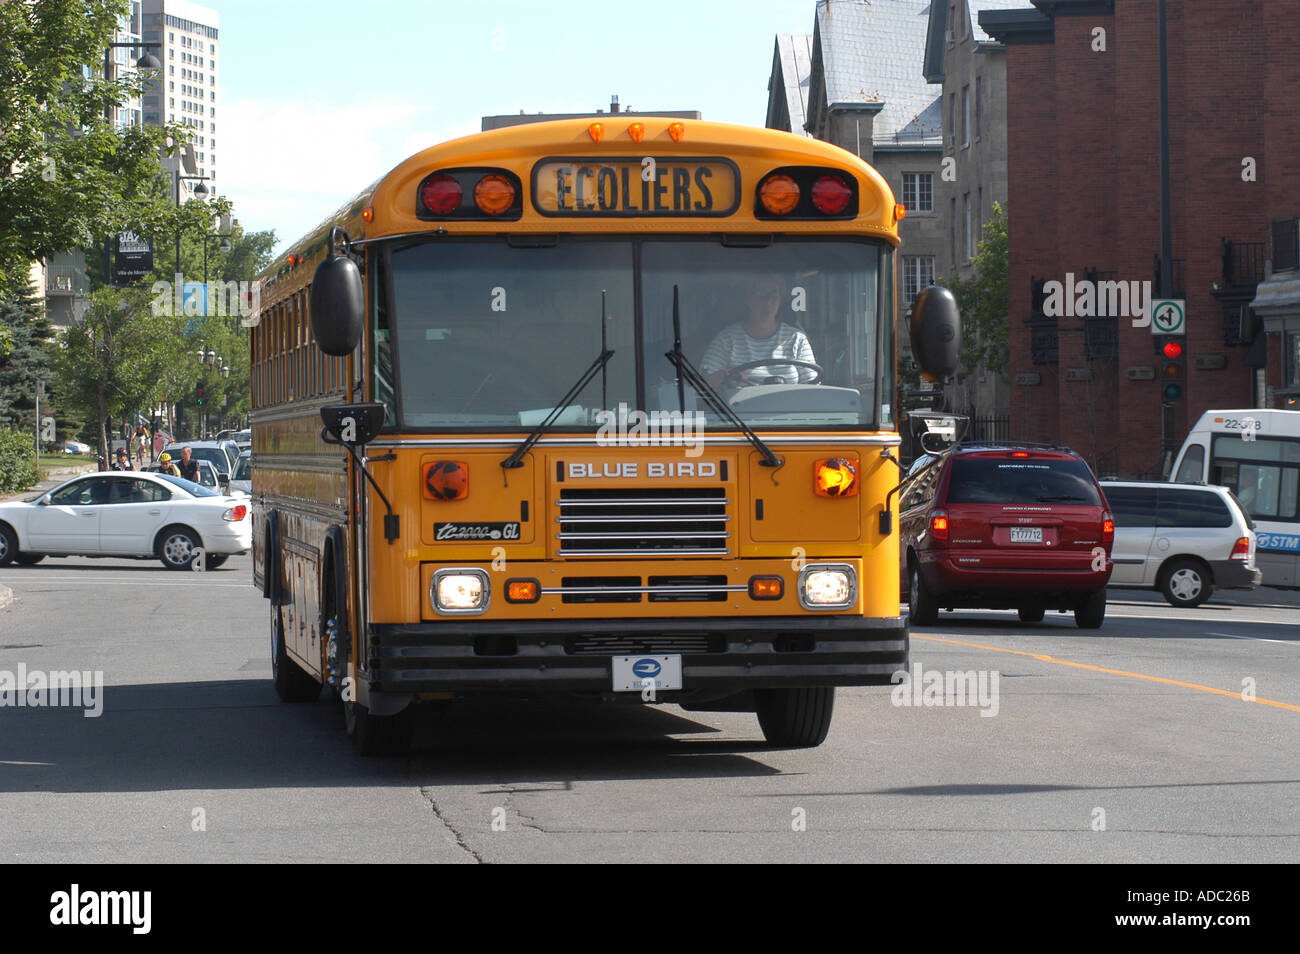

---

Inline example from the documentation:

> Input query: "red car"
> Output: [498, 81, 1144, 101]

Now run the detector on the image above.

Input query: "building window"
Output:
[947, 2, 956, 43]
[961, 85, 970, 147]
[976, 186, 983, 247]
[964, 192, 972, 261]
[947, 92, 956, 149]
[902, 256, 936, 305]
[975, 76, 982, 139]
[950, 197, 957, 263]
[901, 173, 934, 213]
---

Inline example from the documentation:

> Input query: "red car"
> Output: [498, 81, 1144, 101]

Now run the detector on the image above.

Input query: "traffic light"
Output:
[1158, 335, 1185, 403]
[196, 380, 205, 406]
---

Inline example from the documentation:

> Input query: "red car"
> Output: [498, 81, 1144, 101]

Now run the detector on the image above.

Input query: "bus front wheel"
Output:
[345, 699, 412, 756]
[755, 687, 835, 748]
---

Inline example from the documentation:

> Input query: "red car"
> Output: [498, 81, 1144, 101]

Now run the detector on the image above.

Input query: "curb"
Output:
[0, 584, 12, 610]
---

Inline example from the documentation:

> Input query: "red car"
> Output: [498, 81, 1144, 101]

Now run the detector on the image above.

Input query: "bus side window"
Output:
[1174, 443, 1204, 483]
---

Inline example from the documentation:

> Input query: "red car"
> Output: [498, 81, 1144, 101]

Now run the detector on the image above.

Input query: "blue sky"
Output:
[216, 0, 814, 252]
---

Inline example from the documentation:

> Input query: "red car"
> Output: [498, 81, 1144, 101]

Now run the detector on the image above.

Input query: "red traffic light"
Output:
[1162, 340, 1183, 360]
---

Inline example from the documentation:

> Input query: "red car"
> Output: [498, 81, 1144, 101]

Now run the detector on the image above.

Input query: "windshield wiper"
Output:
[663, 284, 783, 473]
[501, 292, 614, 471]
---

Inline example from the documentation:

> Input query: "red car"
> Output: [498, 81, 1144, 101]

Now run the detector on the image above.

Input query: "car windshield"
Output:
[947, 458, 1103, 505]
[155, 474, 220, 497]
[381, 236, 891, 431]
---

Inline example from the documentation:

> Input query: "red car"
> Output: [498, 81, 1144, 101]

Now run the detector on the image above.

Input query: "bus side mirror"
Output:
[321, 403, 386, 446]
[910, 285, 961, 382]
[310, 231, 363, 356]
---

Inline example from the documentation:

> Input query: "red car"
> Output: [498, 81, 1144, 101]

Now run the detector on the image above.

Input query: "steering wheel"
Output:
[722, 360, 823, 387]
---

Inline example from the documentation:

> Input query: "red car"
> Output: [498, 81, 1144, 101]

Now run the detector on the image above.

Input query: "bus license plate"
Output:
[612, 655, 682, 692]
[1010, 526, 1043, 543]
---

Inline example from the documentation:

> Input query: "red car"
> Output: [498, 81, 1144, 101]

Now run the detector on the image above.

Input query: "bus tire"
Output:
[755, 687, 834, 748]
[271, 602, 322, 703]
[345, 700, 412, 756]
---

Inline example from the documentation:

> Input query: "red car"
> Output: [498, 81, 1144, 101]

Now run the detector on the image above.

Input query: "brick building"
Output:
[984, 0, 1300, 476]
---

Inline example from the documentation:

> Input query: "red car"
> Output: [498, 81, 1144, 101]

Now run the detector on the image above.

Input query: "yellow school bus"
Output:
[251, 117, 959, 754]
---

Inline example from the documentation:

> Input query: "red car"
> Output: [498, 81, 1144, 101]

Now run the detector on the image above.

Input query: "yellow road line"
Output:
[912, 633, 1300, 713]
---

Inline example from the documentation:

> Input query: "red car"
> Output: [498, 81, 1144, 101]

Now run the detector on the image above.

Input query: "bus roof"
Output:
[259, 118, 900, 294]
[1188, 409, 1300, 433]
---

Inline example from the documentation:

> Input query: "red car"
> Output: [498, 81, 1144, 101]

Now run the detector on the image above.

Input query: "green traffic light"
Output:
[1163, 382, 1182, 401]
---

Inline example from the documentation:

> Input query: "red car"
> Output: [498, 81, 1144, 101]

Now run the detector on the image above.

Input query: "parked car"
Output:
[1100, 480, 1261, 607]
[900, 442, 1114, 628]
[0, 471, 251, 570]
[62, 440, 92, 455]
[231, 451, 251, 495]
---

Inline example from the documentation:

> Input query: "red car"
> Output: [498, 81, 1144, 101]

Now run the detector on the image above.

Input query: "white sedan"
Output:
[0, 471, 251, 570]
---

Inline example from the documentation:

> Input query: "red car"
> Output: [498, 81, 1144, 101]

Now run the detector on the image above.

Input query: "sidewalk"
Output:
[0, 463, 97, 611]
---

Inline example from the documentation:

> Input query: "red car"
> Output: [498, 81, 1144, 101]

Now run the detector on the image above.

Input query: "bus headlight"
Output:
[431, 568, 490, 614]
[797, 564, 856, 610]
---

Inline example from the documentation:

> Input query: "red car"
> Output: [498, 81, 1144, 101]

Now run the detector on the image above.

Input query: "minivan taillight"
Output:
[1102, 511, 1114, 543]
[929, 509, 949, 541]
[1230, 537, 1250, 561]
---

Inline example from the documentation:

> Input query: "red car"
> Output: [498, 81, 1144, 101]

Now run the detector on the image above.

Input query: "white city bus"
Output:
[1171, 409, 1300, 587]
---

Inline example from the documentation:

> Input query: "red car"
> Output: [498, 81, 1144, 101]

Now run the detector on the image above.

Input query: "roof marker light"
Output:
[361, 205, 374, 223]
[588, 122, 603, 142]
[668, 121, 684, 142]
[628, 122, 644, 143]
[895, 203, 907, 221]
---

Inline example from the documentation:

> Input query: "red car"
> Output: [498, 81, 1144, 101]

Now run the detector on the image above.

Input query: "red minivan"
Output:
[899, 444, 1114, 628]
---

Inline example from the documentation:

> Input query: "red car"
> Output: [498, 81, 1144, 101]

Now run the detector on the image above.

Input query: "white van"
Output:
[1170, 409, 1300, 587]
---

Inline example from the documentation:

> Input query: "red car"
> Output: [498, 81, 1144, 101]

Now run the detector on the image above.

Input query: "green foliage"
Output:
[0, 0, 190, 297]
[944, 201, 1009, 381]
[0, 426, 39, 494]
[0, 284, 56, 432]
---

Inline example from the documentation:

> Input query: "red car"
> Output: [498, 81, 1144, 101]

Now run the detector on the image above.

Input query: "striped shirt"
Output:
[700, 322, 817, 384]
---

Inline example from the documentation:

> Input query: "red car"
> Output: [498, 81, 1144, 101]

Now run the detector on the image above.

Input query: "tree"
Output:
[55, 286, 178, 462]
[0, 0, 184, 297]
[945, 201, 1009, 383]
[0, 283, 56, 435]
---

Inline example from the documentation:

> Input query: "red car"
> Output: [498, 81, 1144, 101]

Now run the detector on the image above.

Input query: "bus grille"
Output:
[566, 633, 725, 655]
[556, 488, 730, 556]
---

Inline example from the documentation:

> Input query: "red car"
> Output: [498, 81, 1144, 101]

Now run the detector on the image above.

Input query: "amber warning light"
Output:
[814, 458, 859, 497]
[424, 461, 468, 500]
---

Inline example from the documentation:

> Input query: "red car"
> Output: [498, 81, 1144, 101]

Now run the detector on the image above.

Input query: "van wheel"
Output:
[1018, 606, 1045, 623]
[755, 687, 835, 748]
[271, 602, 322, 702]
[345, 699, 413, 756]
[1075, 589, 1107, 629]
[909, 564, 938, 625]
[1159, 558, 1212, 608]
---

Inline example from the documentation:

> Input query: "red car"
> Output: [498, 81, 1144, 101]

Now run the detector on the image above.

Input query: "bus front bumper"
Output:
[363, 616, 907, 696]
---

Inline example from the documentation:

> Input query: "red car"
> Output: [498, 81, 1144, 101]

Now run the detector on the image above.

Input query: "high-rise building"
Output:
[106, 1, 145, 132]
[140, 0, 220, 201]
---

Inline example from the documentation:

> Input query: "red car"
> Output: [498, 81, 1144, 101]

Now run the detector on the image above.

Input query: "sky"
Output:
[215, 0, 815, 253]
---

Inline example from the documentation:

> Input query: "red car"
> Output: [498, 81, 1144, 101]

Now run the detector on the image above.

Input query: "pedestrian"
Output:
[110, 447, 135, 471]
[177, 445, 201, 483]
[134, 425, 148, 467]
[156, 452, 180, 477]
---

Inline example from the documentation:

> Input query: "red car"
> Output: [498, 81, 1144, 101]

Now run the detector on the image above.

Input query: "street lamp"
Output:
[175, 172, 211, 276]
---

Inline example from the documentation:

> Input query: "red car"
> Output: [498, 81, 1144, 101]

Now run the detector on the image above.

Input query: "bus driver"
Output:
[700, 278, 817, 387]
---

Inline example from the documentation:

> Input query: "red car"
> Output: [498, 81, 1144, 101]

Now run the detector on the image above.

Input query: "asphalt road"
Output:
[0, 554, 1296, 863]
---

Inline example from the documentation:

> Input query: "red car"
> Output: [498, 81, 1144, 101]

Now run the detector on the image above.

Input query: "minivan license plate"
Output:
[1010, 526, 1043, 543]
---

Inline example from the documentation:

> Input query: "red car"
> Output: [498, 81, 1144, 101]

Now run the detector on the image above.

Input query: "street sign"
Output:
[114, 230, 153, 285]
[35, 380, 45, 397]
[1150, 298, 1185, 335]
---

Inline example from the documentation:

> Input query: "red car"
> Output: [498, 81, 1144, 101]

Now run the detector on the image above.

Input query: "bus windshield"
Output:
[383, 237, 889, 431]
